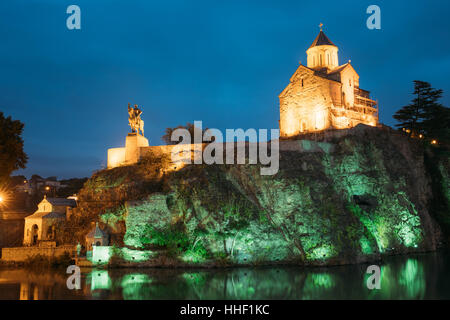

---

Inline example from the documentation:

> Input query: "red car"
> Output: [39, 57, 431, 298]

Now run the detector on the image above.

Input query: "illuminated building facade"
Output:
[279, 27, 379, 137]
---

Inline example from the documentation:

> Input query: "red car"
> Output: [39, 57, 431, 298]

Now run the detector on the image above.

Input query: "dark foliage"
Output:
[0, 112, 27, 183]
[394, 80, 450, 143]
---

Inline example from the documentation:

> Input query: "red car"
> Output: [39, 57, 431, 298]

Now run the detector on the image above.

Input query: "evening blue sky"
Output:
[1, 0, 449, 178]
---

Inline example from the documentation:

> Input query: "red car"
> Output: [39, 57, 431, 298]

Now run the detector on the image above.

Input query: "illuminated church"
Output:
[279, 25, 379, 137]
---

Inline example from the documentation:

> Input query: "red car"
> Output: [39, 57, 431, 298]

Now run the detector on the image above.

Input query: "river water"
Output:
[0, 251, 449, 300]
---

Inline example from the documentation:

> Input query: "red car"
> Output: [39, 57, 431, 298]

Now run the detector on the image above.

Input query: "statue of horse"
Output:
[128, 104, 145, 136]
[137, 119, 144, 136]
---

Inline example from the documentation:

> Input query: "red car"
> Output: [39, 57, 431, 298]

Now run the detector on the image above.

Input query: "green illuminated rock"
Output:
[74, 125, 449, 266]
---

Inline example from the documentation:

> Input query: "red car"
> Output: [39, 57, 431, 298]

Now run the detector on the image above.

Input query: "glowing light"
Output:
[309, 273, 335, 289]
[0, 192, 7, 204]
[90, 246, 112, 264]
[120, 247, 155, 262]
[398, 259, 425, 299]
[45, 186, 50, 191]
[89, 270, 112, 291]
[314, 109, 326, 130]
[283, 108, 299, 136]
[431, 140, 438, 145]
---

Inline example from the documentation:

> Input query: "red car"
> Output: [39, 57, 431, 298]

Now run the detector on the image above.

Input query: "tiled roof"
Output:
[26, 211, 65, 219]
[46, 198, 77, 207]
[86, 223, 107, 239]
[309, 31, 336, 48]
[326, 63, 350, 75]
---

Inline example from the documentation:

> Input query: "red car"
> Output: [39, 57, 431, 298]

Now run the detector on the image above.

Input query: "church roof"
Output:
[45, 197, 77, 207]
[26, 211, 65, 220]
[86, 223, 107, 239]
[327, 63, 350, 75]
[309, 30, 336, 48]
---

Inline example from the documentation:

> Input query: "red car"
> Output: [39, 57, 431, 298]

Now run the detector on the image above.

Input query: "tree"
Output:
[422, 104, 450, 144]
[0, 112, 27, 183]
[161, 122, 212, 145]
[10, 175, 27, 186]
[393, 80, 444, 137]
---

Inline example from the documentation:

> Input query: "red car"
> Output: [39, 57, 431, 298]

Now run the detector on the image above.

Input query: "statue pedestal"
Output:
[125, 133, 149, 164]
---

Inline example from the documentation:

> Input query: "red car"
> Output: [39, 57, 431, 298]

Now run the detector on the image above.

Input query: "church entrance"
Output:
[31, 224, 39, 245]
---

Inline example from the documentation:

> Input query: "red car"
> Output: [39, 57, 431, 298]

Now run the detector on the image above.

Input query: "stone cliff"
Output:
[69, 125, 450, 267]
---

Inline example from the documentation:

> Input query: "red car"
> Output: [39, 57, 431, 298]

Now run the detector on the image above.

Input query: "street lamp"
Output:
[0, 190, 8, 207]
[0, 192, 5, 207]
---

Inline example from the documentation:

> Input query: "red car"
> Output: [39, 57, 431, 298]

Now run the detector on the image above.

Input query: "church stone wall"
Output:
[280, 66, 334, 137]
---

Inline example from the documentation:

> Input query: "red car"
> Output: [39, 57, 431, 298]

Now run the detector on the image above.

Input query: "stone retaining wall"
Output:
[1, 245, 74, 262]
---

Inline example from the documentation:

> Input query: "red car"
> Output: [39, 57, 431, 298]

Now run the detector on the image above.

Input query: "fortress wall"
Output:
[1, 245, 74, 262]
[109, 138, 344, 171]
[107, 148, 126, 169]
[139, 143, 205, 170]
[108, 126, 396, 172]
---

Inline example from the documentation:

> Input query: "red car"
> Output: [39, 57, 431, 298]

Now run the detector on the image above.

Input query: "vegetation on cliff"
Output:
[69, 125, 450, 267]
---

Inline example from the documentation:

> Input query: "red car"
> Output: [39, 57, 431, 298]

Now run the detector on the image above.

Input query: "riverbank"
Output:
[1, 251, 449, 300]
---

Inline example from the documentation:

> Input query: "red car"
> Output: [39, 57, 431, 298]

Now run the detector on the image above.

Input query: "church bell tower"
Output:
[306, 23, 339, 71]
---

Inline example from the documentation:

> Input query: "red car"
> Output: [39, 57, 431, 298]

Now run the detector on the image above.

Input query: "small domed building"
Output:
[23, 196, 76, 246]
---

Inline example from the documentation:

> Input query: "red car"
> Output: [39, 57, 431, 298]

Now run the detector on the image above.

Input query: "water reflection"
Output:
[0, 252, 449, 300]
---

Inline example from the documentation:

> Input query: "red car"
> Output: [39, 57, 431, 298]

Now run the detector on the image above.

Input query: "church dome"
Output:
[306, 25, 339, 70]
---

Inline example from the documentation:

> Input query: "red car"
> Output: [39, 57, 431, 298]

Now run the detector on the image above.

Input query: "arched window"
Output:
[320, 54, 323, 65]
[301, 79, 304, 87]
[327, 53, 330, 65]
[32, 224, 39, 245]
[47, 226, 53, 239]
[46, 225, 56, 240]
[95, 241, 101, 246]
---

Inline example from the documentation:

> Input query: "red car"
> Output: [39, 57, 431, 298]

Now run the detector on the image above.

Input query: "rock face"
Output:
[74, 125, 450, 266]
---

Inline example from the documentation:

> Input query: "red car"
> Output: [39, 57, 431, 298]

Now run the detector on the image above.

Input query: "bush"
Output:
[23, 252, 73, 269]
